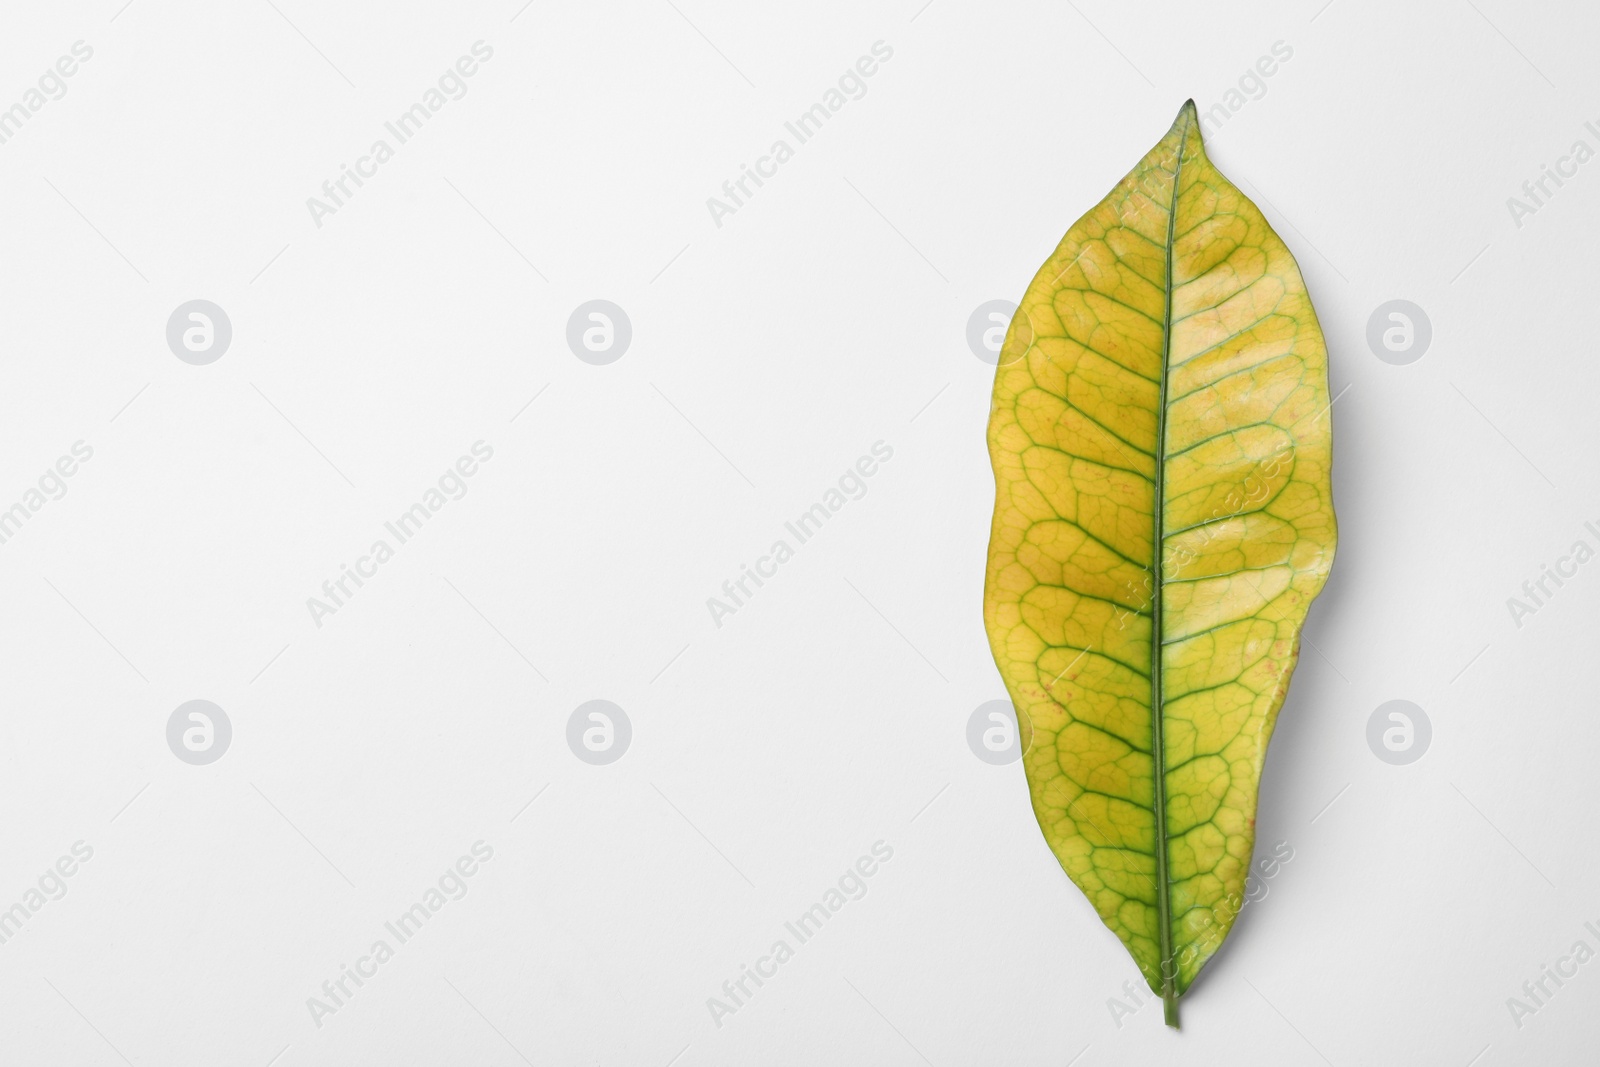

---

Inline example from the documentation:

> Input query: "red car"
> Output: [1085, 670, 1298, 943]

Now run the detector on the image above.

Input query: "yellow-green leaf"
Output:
[982, 100, 1336, 1027]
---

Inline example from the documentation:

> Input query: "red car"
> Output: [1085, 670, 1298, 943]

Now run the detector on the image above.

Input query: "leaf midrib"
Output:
[1149, 107, 1192, 1015]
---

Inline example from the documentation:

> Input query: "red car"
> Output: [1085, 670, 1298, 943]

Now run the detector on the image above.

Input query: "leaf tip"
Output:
[1173, 98, 1206, 154]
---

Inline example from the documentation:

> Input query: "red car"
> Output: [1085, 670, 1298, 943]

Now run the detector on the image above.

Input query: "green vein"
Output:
[1149, 104, 1191, 1032]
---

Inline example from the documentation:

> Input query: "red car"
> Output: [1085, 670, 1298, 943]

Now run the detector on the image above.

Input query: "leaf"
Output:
[982, 100, 1336, 1027]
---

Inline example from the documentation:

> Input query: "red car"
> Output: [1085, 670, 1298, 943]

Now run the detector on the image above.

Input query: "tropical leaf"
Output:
[983, 100, 1336, 1027]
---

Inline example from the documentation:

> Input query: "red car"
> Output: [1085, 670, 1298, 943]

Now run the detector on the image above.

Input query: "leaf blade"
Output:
[983, 100, 1336, 1024]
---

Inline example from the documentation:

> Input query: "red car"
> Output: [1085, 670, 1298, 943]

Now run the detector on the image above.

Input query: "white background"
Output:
[0, 0, 1595, 1064]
